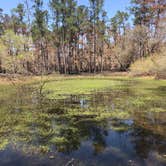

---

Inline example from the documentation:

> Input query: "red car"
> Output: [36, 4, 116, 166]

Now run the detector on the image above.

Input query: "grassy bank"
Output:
[130, 51, 166, 79]
[0, 74, 165, 97]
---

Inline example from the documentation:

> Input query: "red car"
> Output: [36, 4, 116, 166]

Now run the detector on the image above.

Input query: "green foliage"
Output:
[12, 3, 25, 23]
[0, 30, 33, 73]
[110, 11, 129, 35]
[32, 0, 48, 41]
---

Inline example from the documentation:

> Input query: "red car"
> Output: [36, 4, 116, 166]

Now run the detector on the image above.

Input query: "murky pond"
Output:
[0, 79, 166, 166]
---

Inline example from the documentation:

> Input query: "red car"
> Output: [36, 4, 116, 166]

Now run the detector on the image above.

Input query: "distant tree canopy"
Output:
[0, 0, 165, 75]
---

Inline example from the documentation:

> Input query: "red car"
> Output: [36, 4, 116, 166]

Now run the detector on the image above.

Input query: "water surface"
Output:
[0, 78, 166, 166]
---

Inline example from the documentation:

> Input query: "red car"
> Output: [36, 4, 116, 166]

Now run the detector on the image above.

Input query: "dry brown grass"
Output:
[130, 49, 166, 79]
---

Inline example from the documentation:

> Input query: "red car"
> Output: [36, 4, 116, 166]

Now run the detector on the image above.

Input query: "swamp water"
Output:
[0, 78, 166, 166]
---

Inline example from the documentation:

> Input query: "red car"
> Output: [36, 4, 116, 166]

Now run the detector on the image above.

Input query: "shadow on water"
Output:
[0, 80, 166, 166]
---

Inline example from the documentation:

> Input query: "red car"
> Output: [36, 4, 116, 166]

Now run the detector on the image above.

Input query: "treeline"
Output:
[0, 0, 165, 75]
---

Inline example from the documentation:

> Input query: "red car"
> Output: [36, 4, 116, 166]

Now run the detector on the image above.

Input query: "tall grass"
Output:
[130, 50, 166, 79]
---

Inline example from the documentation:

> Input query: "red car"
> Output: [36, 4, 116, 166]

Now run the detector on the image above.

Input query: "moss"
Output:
[50, 137, 68, 144]
[0, 139, 9, 150]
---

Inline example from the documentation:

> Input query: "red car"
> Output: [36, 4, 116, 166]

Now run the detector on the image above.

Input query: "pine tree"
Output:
[32, 0, 49, 74]
[0, 8, 4, 35]
[12, 3, 26, 34]
[89, 0, 104, 73]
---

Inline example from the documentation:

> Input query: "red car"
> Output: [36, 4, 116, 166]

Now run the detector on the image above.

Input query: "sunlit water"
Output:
[0, 79, 166, 166]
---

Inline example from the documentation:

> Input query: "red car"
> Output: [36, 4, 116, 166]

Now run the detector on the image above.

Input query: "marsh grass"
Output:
[130, 52, 166, 79]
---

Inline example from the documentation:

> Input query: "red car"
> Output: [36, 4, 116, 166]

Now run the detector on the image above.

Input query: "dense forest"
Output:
[0, 0, 166, 76]
[0, 1, 166, 165]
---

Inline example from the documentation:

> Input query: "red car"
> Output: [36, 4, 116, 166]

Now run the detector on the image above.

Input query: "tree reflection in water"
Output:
[0, 81, 166, 166]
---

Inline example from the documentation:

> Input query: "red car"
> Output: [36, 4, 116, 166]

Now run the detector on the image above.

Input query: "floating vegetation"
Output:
[0, 77, 166, 165]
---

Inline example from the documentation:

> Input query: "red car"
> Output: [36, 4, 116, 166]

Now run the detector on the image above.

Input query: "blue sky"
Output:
[0, 0, 131, 18]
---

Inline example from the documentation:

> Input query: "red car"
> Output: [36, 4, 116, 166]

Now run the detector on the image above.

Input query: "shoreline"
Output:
[0, 71, 160, 85]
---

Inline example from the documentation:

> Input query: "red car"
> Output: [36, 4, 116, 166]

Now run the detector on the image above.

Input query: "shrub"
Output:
[130, 49, 166, 79]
